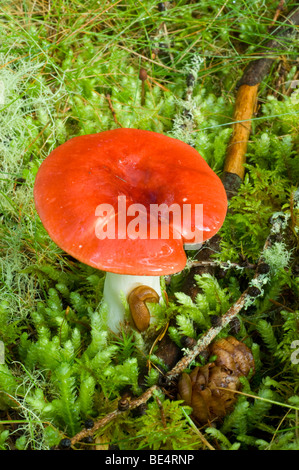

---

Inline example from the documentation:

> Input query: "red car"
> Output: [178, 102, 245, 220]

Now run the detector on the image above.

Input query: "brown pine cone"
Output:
[209, 336, 255, 377]
[177, 336, 254, 424]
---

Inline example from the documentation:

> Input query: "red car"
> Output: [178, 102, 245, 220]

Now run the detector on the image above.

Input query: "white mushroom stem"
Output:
[103, 272, 162, 333]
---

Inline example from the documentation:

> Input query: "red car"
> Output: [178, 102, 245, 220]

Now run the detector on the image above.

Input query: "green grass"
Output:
[0, 0, 298, 450]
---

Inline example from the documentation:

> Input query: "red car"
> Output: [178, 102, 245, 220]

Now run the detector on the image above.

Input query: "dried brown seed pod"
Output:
[257, 262, 270, 274]
[210, 315, 223, 327]
[181, 335, 197, 349]
[84, 418, 94, 429]
[177, 336, 255, 424]
[228, 317, 241, 335]
[118, 397, 130, 411]
[247, 286, 261, 298]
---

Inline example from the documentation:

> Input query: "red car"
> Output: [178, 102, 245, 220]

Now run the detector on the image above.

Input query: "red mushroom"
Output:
[34, 128, 227, 333]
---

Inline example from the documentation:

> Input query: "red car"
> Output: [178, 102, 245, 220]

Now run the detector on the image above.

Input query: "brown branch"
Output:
[187, 259, 256, 270]
[165, 291, 249, 383]
[238, 6, 299, 88]
[222, 5, 299, 198]
[270, 0, 285, 27]
[105, 93, 122, 127]
[155, 395, 167, 428]
[223, 84, 259, 183]
[70, 385, 159, 446]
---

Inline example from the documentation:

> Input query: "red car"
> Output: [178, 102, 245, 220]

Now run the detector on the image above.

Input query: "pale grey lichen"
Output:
[269, 212, 290, 234]
[171, 102, 196, 146]
[243, 216, 292, 311]
[170, 55, 205, 147]
[243, 274, 269, 310]
[183, 54, 204, 82]
[263, 242, 292, 273]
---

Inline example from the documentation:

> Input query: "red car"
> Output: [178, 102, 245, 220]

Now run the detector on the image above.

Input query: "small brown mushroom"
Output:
[139, 67, 148, 106]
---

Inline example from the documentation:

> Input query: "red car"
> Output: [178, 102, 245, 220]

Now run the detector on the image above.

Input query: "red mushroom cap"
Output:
[34, 128, 227, 275]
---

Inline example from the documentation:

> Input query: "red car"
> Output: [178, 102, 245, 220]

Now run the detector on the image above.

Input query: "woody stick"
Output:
[222, 5, 299, 198]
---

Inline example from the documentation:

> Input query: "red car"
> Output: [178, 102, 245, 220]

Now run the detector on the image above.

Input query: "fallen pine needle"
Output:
[217, 387, 299, 412]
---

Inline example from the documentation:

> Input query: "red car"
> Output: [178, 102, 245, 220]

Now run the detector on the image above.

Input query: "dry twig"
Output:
[165, 291, 249, 383]
[222, 5, 299, 197]
[70, 385, 159, 446]
[270, 0, 285, 27]
[105, 93, 122, 127]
